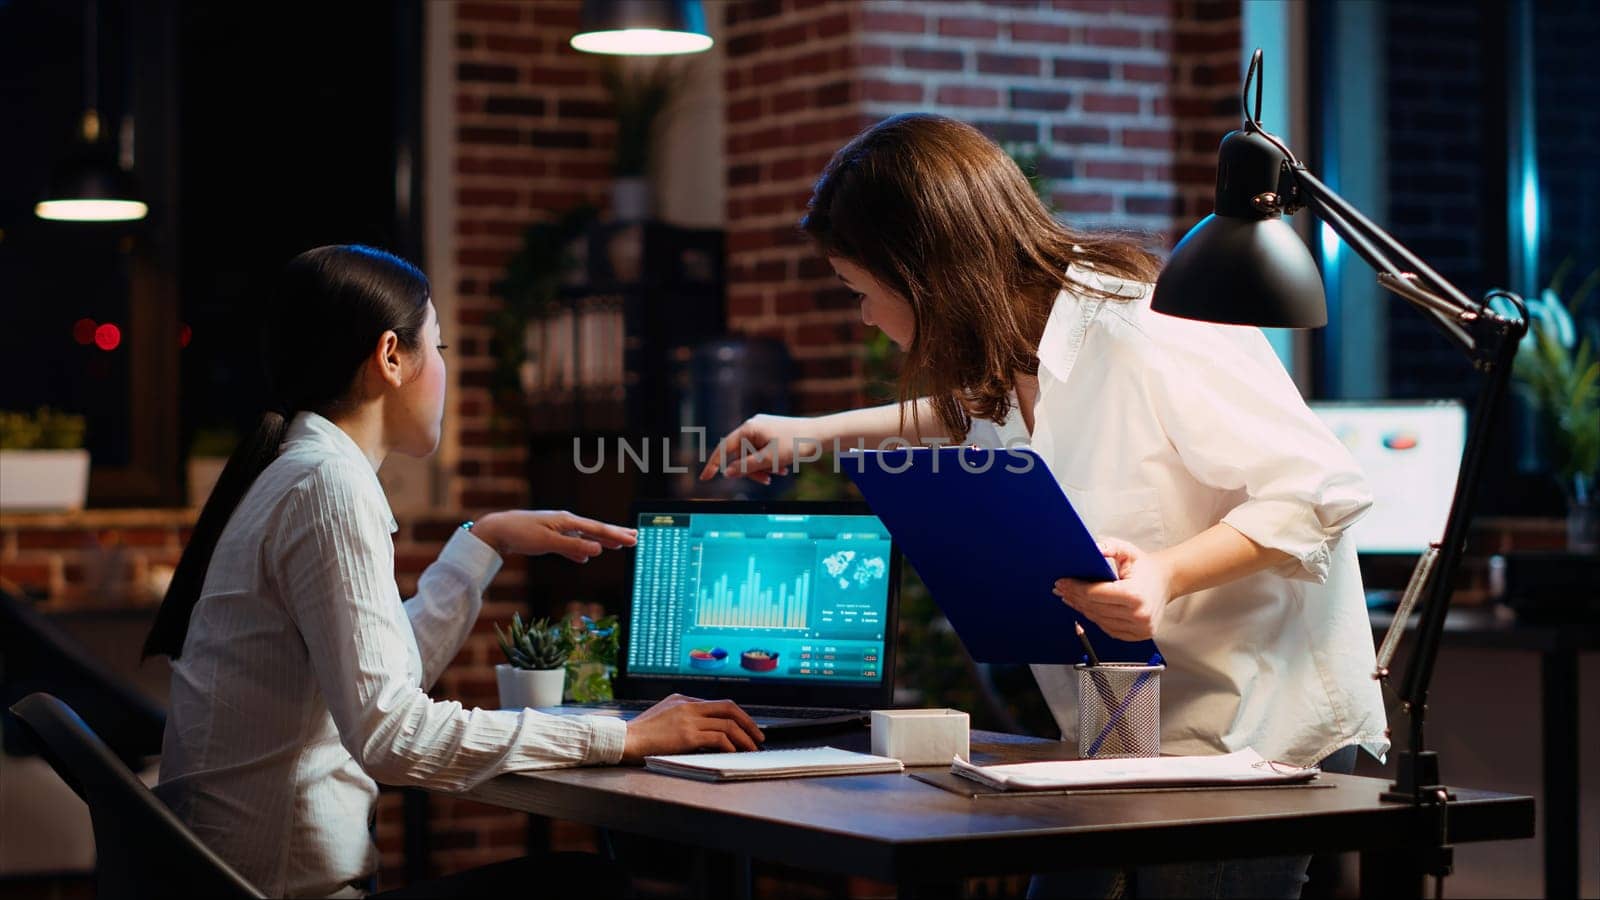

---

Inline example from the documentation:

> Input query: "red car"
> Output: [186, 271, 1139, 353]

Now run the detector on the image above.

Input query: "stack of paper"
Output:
[645, 746, 905, 782]
[951, 748, 1319, 792]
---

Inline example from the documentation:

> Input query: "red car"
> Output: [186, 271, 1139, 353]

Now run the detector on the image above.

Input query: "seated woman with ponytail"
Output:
[144, 245, 762, 898]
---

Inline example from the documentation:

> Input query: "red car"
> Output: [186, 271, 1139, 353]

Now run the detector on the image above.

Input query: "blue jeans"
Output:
[1027, 746, 1361, 900]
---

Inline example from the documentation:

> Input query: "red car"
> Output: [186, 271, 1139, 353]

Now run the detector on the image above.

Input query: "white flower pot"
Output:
[187, 457, 228, 508]
[0, 449, 90, 512]
[496, 664, 566, 710]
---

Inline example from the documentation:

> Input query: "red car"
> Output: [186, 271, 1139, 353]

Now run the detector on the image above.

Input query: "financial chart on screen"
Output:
[626, 511, 893, 685]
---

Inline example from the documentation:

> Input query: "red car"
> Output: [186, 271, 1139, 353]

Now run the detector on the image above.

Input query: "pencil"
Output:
[1074, 621, 1102, 667]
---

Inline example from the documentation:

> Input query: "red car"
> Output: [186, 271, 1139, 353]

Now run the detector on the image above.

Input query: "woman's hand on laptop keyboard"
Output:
[621, 694, 765, 762]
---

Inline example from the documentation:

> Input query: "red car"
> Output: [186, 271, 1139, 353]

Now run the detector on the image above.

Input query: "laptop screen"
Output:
[621, 502, 898, 703]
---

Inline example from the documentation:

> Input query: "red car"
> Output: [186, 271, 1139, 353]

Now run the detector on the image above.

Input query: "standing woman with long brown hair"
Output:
[702, 114, 1387, 899]
[145, 245, 761, 898]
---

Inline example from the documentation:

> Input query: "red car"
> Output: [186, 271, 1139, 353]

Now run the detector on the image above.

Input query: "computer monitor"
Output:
[1309, 400, 1468, 554]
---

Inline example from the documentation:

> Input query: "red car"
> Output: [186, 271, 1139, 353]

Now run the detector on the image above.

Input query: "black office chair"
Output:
[0, 587, 165, 766]
[7, 692, 265, 899]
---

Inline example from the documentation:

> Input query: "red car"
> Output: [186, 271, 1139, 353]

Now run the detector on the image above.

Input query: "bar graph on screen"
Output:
[625, 507, 897, 687]
[695, 556, 811, 629]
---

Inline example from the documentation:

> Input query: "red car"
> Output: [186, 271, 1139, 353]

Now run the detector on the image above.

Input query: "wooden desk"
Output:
[456, 730, 1533, 897]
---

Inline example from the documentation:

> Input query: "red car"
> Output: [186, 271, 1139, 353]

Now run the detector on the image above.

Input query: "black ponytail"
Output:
[143, 245, 430, 660]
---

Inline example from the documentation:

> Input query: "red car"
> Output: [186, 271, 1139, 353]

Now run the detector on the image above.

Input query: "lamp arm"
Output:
[1283, 165, 1491, 355]
[1220, 48, 1534, 807]
[1275, 159, 1530, 802]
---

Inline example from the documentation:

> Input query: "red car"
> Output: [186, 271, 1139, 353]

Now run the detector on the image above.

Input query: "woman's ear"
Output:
[375, 330, 406, 388]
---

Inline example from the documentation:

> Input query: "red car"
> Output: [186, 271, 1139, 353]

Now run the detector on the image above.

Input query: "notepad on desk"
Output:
[950, 748, 1319, 792]
[644, 746, 905, 782]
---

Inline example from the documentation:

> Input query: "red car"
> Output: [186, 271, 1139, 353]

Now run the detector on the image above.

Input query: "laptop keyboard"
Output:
[741, 705, 860, 720]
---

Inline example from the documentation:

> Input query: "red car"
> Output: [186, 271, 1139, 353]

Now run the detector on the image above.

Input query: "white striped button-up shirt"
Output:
[156, 412, 626, 897]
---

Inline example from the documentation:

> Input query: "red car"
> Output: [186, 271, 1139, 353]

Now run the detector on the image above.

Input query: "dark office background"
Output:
[0, 0, 421, 500]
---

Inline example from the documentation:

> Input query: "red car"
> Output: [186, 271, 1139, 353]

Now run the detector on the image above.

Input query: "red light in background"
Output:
[94, 323, 122, 351]
[73, 318, 97, 345]
[179, 323, 192, 348]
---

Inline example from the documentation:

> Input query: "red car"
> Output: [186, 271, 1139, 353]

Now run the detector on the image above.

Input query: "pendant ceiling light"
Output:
[36, 0, 147, 222]
[571, 0, 713, 56]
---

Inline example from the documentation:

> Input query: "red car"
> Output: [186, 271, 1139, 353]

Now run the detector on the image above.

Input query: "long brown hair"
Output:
[801, 113, 1160, 440]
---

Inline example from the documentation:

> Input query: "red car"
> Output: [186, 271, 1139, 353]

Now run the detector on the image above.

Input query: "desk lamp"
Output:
[1152, 51, 1529, 812]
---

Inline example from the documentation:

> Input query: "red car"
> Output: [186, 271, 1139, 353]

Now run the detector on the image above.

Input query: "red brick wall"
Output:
[0, 510, 191, 607]
[722, 0, 879, 414]
[723, 0, 1243, 414]
[381, 0, 623, 882]
[430, 0, 615, 706]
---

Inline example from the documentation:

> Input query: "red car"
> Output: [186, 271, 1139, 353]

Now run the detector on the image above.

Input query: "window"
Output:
[0, 1, 423, 507]
[1309, 0, 1598, 514]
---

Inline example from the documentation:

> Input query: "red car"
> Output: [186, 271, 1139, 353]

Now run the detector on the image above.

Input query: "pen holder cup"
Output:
[1074, 663, 1164, 760]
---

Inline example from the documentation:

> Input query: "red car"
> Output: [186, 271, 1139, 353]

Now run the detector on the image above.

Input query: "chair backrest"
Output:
[0, 588, 166, 766]
[7, 693, 265, 900]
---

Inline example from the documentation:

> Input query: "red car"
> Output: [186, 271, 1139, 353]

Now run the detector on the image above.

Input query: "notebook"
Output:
[534, 500, 903, 733]
[644, 746, 905, 782]
[950, 748, 1320, 792]
[842, 446, 1160, 665]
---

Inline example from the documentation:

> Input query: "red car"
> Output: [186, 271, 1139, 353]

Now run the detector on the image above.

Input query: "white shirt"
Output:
[966, 266, 1389, 767]
[156, 413, 627, 898]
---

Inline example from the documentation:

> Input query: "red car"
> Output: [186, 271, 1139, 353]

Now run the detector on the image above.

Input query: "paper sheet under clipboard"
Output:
[949, 748, 1320, 791]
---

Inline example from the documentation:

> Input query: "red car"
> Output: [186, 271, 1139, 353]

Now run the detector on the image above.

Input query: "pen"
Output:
[1074, 621, 1102, 667]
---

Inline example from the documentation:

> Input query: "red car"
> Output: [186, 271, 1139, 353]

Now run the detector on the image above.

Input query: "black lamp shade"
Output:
[1150, 128, 1327, 328]
[1153, 214, 1326, 328]
[35, 144, 147, 222]
[571, 0, 712, 55]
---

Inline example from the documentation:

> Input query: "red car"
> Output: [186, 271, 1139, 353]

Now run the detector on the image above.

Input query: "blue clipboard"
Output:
[843, 446, 1160, 665]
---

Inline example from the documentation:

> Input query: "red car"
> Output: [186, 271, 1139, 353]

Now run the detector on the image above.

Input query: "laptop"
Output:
[536, 500, 902, 733]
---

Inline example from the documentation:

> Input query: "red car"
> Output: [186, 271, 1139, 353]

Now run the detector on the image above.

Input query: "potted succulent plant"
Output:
[1499, 261, 1600, 551]
[0, 407, 89, 512]
[494, 613, 571, 709]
